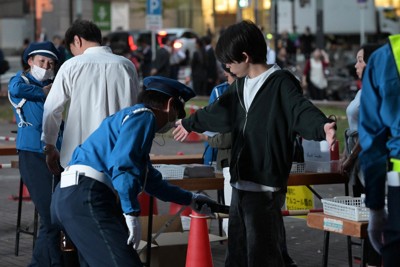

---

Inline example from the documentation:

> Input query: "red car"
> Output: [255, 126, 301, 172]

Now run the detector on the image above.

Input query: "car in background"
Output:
[106, 28, 199, 65]
[156, 28, 199, 64]
[106, 30, 152, 55]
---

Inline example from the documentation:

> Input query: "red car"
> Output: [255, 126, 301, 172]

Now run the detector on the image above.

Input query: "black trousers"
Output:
[225, 188, 285, 267]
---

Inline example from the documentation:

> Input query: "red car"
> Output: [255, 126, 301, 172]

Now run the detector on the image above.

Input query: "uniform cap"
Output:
[23, 41, 60, 63]
[143, 76, 196, 103]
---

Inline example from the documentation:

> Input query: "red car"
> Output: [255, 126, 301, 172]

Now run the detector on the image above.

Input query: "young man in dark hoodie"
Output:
[174, 20, 337, 267]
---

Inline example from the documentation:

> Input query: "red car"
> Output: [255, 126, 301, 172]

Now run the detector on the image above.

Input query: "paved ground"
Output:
[0, 116, 367, 267]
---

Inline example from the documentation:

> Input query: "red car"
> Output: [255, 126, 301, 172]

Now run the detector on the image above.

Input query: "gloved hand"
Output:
[124, 214, 141, 250]
[191, 193, 216, 217]
[368, 208, 387, 254]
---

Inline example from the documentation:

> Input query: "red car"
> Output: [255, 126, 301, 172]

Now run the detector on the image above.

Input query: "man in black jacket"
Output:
[174, 20, 336, 267]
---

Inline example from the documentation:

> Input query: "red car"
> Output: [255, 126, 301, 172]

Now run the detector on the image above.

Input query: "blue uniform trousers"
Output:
[19, 151, 63, 267]
[51, 176, 142, 267]
[226, 188, 285, 267]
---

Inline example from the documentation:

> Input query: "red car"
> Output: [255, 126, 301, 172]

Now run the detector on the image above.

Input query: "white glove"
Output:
[368, 208, 387, 254]
[191, 193, 215, 217]
[123, 214, 141, 250]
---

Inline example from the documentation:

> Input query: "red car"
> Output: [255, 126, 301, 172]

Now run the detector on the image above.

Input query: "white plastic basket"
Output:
[290, 162, 305, 173]
[321, 197, 370, 221]
[153, 164, 185, 179]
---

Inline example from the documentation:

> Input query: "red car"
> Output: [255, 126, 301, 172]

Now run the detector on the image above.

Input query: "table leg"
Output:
[306, 185, 323, 200]
[323, 231, 330, 267]
[361, 239, 367, 267]
[347, 236, 353, 267]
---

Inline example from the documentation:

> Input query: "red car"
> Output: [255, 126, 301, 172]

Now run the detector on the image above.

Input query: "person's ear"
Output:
[74, 35, 82, 47]
[243, 52, 250, 63]
[166, 97, 173, 112]
[27, 57, 34, 67]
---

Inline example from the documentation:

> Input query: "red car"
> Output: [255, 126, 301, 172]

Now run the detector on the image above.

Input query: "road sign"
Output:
[93, 1, 111, 31]
[146, 0, 162, 31]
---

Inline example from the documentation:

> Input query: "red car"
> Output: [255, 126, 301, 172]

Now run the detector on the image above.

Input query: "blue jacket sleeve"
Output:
[8, 72, 47, 101]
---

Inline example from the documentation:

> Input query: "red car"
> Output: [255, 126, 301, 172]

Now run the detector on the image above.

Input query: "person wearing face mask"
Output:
[50, 76, 216, 267]
[8, 41, 64, 267]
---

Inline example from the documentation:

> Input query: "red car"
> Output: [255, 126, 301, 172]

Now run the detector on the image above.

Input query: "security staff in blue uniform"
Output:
[50, 76, 215, 267]
[8, 41, 63, 267]
[359, 35, 400, 266]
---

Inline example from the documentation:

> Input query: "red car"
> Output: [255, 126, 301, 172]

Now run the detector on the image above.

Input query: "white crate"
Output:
[153, 164, 185, 179]
[321, 197, 370, 221]
[290, 162, 305, 173]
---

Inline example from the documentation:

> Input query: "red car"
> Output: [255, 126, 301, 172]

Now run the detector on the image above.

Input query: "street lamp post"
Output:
[315, 0, 324, 48]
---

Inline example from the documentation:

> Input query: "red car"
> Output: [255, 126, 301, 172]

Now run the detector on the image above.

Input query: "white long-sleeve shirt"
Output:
[42, 46, 139, 167]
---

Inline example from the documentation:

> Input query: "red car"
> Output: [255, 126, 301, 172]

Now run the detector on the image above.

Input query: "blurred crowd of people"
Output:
[14, 24, 363, 102]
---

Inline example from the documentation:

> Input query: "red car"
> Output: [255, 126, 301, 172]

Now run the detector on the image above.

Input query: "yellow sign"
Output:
[285, 186, 314, 217]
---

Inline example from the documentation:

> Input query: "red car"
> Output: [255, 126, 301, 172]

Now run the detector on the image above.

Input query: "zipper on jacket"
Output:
[235, 80, 248, 180]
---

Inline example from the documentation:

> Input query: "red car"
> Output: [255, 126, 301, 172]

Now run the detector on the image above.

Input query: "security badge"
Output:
[60, 169, 80, 188]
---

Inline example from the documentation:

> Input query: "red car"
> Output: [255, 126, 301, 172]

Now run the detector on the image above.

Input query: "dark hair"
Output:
[138, 90, 186, 119]
[221, 63, 236, 78]
[202, 35, 212, 46]
[361, 43, 381, 64]
[215, 20, 267, 64]
[64, 20, 102, 53]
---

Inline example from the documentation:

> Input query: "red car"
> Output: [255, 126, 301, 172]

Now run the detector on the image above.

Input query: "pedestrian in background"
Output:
[173, 20, 336, 267]
[42, 19, 139, 174]
[136, 37, 152, 79]
[299, 26, 315, 60]
[8, 41, 63, 267]
[202, 35, 218, 95]
[302, 48, 330, 100]
[190, 37, 207, 96]
[359, 34, 400, 266]
[169, 38, 186, 80]
[341, 43, 382, 266]
[150, 36, 171, 77]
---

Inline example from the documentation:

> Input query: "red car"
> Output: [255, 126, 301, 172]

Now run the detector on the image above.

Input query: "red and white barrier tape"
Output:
[281, 208, 323, 216]
[0, 163, 12, 169]
[0, 136, 16, 142]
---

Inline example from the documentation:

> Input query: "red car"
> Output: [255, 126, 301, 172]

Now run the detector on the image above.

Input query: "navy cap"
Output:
[23, 41, 60, 63]
[143, 76, 196, 103]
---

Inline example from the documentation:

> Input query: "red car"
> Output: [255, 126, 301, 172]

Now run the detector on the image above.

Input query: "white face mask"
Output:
[31, 65, 54, 81]
[157, 107, 176, 134]
[157, 121, 176, 134]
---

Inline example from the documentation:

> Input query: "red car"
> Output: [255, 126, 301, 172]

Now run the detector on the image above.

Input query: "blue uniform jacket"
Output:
[359, 40, 400, 210]
[203, 82, 230, 165]
[68, 104, 193, 214]
[8, 71, 62, 152]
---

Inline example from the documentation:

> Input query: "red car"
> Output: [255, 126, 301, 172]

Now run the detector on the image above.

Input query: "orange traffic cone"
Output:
[138, 192, 158, 216]
[169, 202, 192, 216]
[185, 211, 213, 267]
[10, 183, 31, 201]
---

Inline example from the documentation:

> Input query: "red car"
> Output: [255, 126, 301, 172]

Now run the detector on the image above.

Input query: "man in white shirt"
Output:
[42, 20, 139, 174]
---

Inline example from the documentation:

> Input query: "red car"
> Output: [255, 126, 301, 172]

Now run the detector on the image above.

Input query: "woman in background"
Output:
[341, 43, 382, 267]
